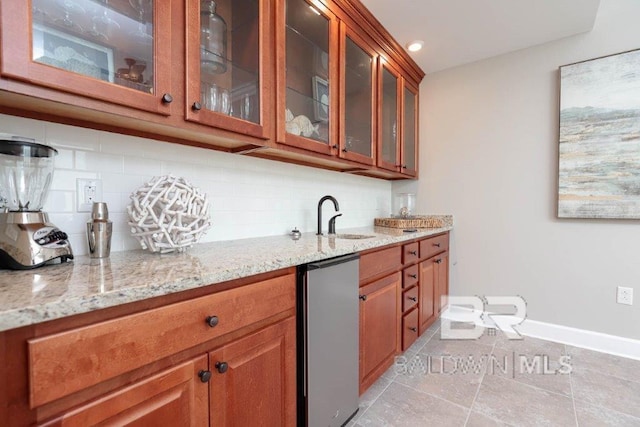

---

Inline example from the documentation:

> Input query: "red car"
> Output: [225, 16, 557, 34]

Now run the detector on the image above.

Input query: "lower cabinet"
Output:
[2, 270, 297, 426]
[208, 316, 296, 426]
[41, 356, 209, 427]
[419, 251, 449, 334]
[359, 272, 401, 393]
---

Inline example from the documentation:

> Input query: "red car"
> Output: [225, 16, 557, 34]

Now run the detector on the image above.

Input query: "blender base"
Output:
[0, 212, 74, 270]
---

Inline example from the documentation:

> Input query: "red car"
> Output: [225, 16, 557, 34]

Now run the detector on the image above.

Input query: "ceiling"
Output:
[361, 0, 601, 74]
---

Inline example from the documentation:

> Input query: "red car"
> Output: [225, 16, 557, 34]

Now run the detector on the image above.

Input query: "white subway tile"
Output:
[45, 123, 99, 151]
[51, 170, 98, 191]
[75, 151, 123, 173]
[123, 157, 162, 176]
[48, 213, 88, 234]
[0, 114, 46, 141]
[43, 190, 74, 213]
[100, 132, 156, 157]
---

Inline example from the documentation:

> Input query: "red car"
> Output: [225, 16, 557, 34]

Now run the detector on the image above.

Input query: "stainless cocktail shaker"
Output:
[87, 202, 112, 258]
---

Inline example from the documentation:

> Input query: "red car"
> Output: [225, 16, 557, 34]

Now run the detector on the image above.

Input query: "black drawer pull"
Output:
[359, 295, 367, 302]
[408, 274, 417, 279]
[433, 243, 441, 247]
[408, 296, 417, 302]
[435, 259, 443, 264]
[206, 315, 219, 328]
[216, 361, 228, 374]
[409, 250, 418, 256]
[408, 327, 417, 332]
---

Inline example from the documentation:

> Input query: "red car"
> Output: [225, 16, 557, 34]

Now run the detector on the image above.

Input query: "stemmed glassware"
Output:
[86, 0, 120, 41]
[54, 0, 85, 32]
[129, 0, 153, 45]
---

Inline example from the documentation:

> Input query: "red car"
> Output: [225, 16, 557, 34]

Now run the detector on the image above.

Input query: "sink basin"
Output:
[329, 234, 375, 240]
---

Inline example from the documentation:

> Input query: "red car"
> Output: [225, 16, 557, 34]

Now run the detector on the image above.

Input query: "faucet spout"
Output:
[317, 195, 340, 235]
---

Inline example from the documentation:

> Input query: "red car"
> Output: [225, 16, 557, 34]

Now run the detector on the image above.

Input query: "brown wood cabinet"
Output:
[0, 0, 423, 179]
[0, 269, 297, 426]
[358, 272, 401, 394]
[208, 316, 296, 426]
[358, 232, 450, 393]
[39, 356, 209, 427]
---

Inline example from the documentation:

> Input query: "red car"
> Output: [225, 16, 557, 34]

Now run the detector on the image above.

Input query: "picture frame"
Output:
[558, 48, 640, 219]
[312, 76, 329, 122]
[32, 23, 114, 83]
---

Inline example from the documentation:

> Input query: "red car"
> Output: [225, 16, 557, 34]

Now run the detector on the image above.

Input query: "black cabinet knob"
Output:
[206, 316, 219, 328]
[433, 243, 441, 247]
[331, 144, 338, 149]
[409, 327, 417, 332]
[161, 93, 173, 104]
[359, 295, 367, 302]
[402, 165, 408, 169]
[408, 274, 417, 279]
[342, 148, 348, 153]
[408, 296, 417, 302]
[409, 250, 418, 256]
[192, 101, 202, 111]
[198, 370, 212, 383]
[435, 259, 442, 264]
[216, 361, 228, 374]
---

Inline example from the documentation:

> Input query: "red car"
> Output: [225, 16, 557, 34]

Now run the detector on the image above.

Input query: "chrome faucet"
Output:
[317, 195, 340, 235]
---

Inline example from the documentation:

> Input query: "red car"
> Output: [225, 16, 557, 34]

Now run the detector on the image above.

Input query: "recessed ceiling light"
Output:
[406, 40, 424, 52]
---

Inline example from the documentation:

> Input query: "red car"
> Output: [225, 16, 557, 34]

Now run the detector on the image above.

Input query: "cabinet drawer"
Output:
[28, 272, 296, 408]
[420, 233, 449, 260]
[402, 308, 419, 351]
[402, 286, 419, 313]
[402, 264, 419, 289]
[360, 246, 402, 284]
[402, 242, 419, 264]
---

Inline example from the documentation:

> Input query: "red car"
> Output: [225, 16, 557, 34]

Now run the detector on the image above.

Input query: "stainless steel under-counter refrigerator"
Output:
[298, 253, 360, 427]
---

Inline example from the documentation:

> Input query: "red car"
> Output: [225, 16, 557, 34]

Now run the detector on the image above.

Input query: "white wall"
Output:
[406, 0, 640, 340]
[0, 114, 391, 256]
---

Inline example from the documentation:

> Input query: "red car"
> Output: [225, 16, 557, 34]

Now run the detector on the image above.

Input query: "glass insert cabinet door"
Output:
[186, 0, 267, 139]
[0, 0, 171, 114]
[378, 61, 401, 171]
[281, 0, 337, 154]
[402, 84, 418, 176]
[340, 26, 376, 166]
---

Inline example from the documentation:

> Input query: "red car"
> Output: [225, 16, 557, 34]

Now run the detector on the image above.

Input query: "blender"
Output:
[0, 134, 73, 269]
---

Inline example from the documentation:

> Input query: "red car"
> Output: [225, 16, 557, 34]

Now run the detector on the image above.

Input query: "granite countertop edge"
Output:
[0, 223, 452, 332]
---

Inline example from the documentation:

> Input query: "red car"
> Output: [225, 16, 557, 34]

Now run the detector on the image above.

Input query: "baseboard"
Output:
[441, 306, 640, 361]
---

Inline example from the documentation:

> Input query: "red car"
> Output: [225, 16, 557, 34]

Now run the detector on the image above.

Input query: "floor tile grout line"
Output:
[463, 335, 498, 426]
[566, 343, 579, 426]
[355, 368, 400, 424]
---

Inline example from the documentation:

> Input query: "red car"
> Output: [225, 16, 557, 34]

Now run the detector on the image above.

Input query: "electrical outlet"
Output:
[76, 178, 103, 212]
[617, 286, 633, 306]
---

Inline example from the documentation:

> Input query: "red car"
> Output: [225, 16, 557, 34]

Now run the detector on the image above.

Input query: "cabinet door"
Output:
[277, 0, 339, 155]
[359, 272, 400, 393]
[209, 316, 296, 426]
[185, 0, 272, 140]
[40, 356, 208, 427]
[1, 1, 172, 115]
[435, 252, 449, 315]
[401, 81, 419, 177]
[377, 59, 402, 172]
[338, 23, 376, 166]
[419, 258, 436, 334]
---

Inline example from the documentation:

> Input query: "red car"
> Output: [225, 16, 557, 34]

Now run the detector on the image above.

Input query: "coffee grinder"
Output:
[0, 134, 73, 269]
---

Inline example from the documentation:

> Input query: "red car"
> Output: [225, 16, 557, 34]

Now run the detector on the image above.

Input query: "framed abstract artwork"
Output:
[558, 48, 640, 218]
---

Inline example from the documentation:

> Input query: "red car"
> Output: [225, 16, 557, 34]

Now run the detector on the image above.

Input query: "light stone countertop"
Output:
[0, 223, 452, 332]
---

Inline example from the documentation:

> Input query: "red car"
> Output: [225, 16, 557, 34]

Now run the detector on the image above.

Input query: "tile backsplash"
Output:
[0, 114, 392, 256]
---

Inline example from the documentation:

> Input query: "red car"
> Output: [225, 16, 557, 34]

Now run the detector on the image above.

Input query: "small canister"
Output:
[87, 202, 113, 258]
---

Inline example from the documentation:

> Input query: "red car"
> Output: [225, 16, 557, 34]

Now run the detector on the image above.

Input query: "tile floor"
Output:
[348, 321, 640, 426]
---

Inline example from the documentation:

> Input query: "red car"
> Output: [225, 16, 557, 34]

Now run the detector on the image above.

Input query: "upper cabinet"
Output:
[0, 0, 424, 179]
[185, 0, 273, 139]
[277, 0, 339, 155]
[1, 0, 172, 115]
[401, 81, 419, 177]
[339, 22, 377, 166]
